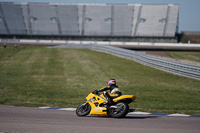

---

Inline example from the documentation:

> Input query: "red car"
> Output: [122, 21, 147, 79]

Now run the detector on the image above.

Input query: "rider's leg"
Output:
[103, 91, 113, 105]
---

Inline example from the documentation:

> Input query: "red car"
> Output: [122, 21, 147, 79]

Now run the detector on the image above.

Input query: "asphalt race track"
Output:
[0, 105, 199, 133]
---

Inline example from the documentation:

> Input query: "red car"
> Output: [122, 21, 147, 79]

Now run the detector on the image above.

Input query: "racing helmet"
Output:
[108, 79, 116, 86]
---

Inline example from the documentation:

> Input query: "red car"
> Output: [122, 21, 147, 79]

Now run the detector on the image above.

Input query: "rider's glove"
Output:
[93, 90, 98, 95]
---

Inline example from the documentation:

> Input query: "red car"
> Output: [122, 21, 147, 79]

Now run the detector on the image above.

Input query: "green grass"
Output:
[167, 51, 200, 61]
[0, 46, 200, 115]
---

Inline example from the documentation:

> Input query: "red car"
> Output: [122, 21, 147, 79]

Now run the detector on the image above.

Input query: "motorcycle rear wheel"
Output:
[76, 103, 91, 117]
[110, 102, 129, 118]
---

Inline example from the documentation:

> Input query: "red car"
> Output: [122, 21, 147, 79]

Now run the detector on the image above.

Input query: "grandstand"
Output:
[0, 2, 179, 42]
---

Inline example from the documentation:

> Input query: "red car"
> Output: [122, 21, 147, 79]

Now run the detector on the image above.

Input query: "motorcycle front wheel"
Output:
[110, 102, 129, 118]
[76, 103, 91, 117]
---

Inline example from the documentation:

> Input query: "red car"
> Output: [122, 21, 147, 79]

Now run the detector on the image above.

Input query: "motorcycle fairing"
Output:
[85, 93, 136, 117]
[86, 93, 108, 116]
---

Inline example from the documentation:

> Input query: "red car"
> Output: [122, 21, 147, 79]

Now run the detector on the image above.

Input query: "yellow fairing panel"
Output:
[113, 95, 136, 102]
[86, 93, 108, 116]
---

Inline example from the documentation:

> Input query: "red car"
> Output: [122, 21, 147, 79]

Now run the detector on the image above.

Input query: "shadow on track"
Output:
[124, 115, 160, 119]
[86, 115, 160, 119]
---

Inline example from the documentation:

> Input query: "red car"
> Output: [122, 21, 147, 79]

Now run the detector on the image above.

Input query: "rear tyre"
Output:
[110, 102, 129, 118]
[76, 103, 91, 117]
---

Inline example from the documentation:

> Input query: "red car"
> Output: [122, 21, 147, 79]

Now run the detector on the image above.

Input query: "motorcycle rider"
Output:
[94, 79, 122, 106]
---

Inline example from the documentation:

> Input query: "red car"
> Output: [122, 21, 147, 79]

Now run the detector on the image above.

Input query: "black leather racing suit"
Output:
[98, 84, 122, 105]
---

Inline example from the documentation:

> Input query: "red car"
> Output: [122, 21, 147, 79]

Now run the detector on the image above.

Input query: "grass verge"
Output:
[0, 46, 200, 115]
[167, 51, 200, 61]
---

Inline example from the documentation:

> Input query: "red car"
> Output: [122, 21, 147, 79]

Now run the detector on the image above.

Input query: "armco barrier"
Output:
[48, 44, 200, 80]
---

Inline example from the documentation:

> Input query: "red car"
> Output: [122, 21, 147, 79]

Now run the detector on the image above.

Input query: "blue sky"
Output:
[1, 0, 200, 32]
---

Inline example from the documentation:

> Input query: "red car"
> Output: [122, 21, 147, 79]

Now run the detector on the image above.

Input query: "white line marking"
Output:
[58, 108, 76, 111]
[39, 107, 198, 117]
[168, 113, 190, 117]
[128, 112, 151, 115]
[38, 107, 51, 109]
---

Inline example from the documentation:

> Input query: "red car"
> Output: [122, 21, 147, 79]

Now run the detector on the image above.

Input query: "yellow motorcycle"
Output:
[76, 91, 136, 118]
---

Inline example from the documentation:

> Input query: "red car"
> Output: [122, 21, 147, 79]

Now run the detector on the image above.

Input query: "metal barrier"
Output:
[49, 44, 200, 80]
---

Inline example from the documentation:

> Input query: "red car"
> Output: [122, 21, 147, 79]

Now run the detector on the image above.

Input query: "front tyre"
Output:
[76, 103, 91, 117]
[110, 102, 129, 118]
